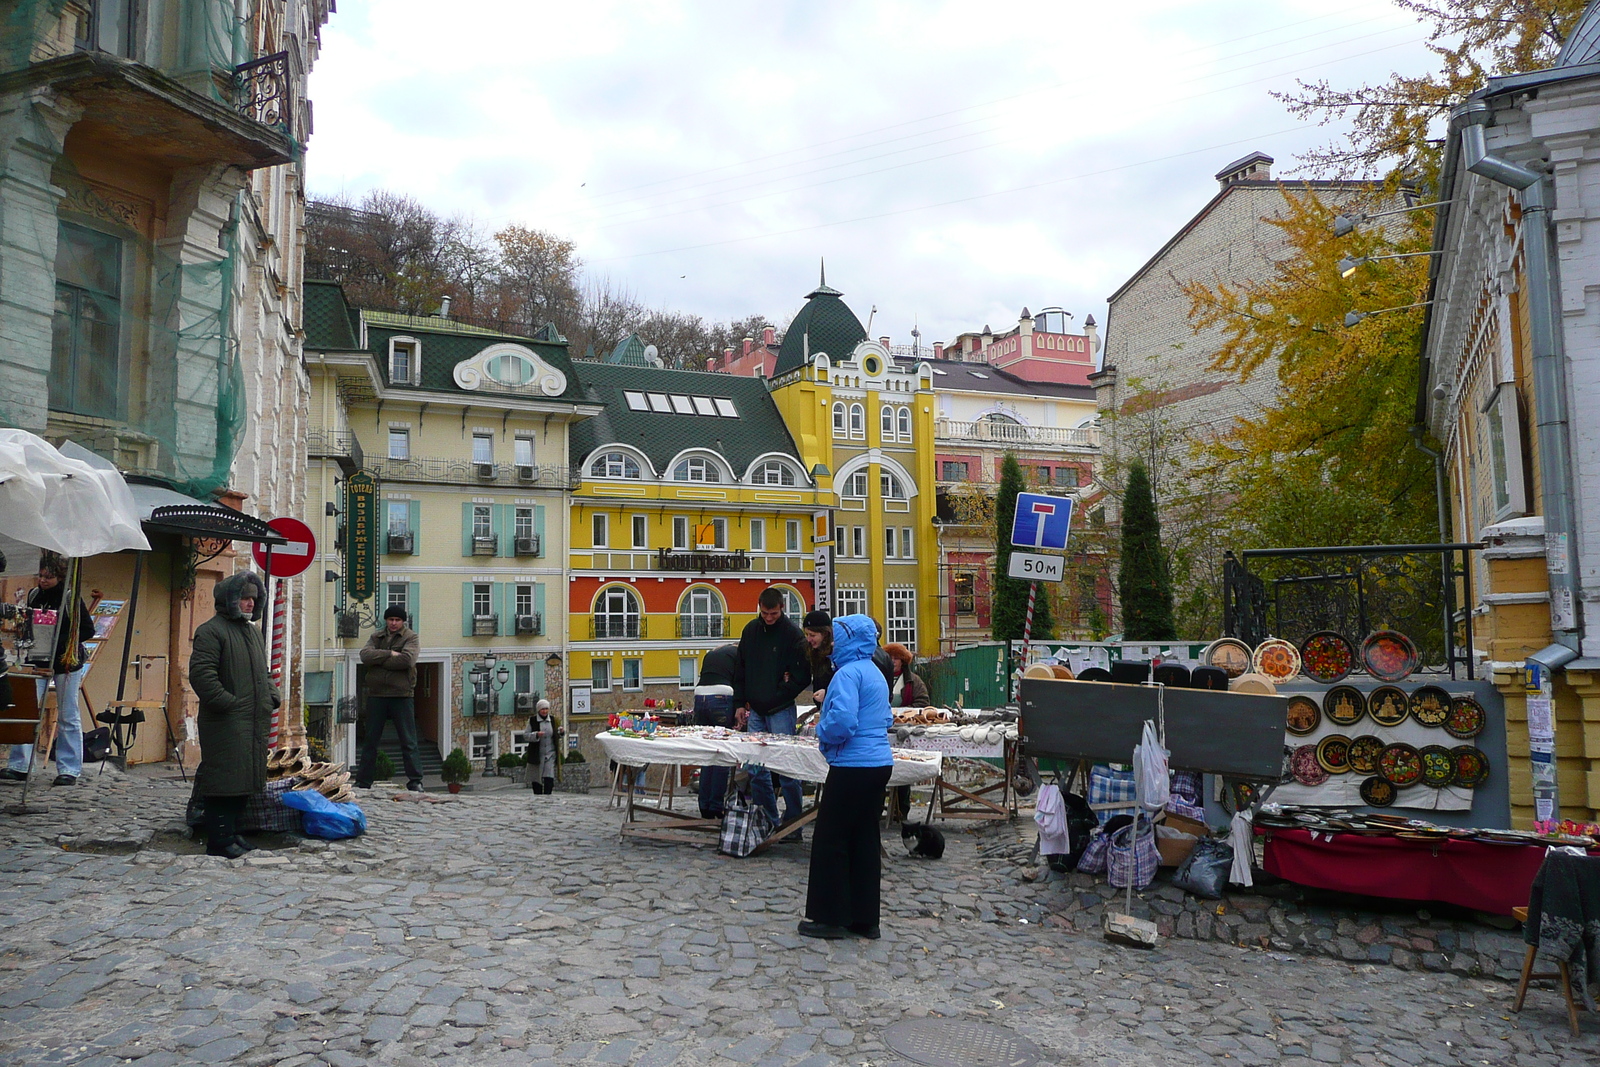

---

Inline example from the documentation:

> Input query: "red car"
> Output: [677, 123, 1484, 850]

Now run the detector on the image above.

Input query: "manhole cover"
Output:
[883, 1018, 1042, 1067]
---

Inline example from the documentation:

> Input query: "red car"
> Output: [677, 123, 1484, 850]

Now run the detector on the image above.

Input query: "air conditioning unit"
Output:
[475, 462, 496, 479]
[516, 464, 535, 481]
[472, 692, 492, 716]
[515, 613, 542, 635]
[514, 535, 541, 556]
[472, 615, 498, 636]
[387, 530, 414, 554]
[515, 693, 539, 711]
[472, 535, 497, 555]
[335, 611, 360, 639]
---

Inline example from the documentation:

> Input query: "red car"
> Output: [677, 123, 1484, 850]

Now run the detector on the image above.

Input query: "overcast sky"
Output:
[305, 1, 1438, 351]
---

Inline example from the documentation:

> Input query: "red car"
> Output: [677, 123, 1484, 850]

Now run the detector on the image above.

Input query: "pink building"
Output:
[944, 307, 1099, 386]
[708, 326, 779, 377]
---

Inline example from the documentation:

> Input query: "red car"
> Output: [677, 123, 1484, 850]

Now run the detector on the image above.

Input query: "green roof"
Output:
[606, 333, 651, 365]
[363, 316, 588, 403]
[569, 363, 804, 479]
[773, 269, 867, 376]
[303, 280, 362, 351]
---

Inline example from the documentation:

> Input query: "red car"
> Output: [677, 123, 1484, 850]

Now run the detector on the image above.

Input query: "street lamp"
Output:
[468, 652, 512, 774]
[1337, 250, 1442, 278]
[1332, 199, 1452, 236]
[1343, 301, 1433, 328]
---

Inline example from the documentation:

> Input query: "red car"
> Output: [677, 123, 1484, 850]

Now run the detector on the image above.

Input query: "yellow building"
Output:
[767, 275, 941, 654]
[565, 343, 827, 728]
[303, 282, 597, 770]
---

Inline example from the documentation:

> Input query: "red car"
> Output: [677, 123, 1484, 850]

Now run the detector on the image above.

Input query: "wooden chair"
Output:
[1511, 906, 1582, 1036]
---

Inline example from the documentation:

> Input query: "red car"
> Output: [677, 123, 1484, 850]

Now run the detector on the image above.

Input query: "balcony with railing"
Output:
[307, 428, 364, 474]
[591, 615, 646, 640]
[369, 456, 574, 489]
[935, 418, 1098, 451]
[676, 614, 730, 639]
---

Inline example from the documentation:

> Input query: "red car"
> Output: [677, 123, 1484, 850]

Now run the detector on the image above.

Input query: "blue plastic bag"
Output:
[280, 788, 367, 839]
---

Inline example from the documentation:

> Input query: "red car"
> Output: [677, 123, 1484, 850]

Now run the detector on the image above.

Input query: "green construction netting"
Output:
[4, 1, 249, 81]
[0, 154, 245, 500]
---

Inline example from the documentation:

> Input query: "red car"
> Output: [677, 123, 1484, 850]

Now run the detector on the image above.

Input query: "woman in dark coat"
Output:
[188, 571, 279, 858]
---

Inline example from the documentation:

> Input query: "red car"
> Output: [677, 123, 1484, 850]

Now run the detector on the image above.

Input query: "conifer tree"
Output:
[1118, 459, 1177, 640]
[992, 453, 1054, 641]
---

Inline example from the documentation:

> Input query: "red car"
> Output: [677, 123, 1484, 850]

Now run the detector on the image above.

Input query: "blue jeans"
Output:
[747, 705, 802, 825]
[8, 667, 86, 778]
[693, 692, 735, 818]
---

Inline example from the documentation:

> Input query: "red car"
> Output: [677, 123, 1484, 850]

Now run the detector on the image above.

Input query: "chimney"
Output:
[1083, 314, 1101, 361]
[879, 336, 891, 349]
[762, 325, 775, 345]
[742, 337, 754, 357]
[933, 342, 944, 360]
[437, 295, 452, 318]
[1214, 151, 1273, 188]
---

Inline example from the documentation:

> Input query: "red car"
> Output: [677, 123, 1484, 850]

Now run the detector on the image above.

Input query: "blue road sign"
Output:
[1010, 492, 1074, 550]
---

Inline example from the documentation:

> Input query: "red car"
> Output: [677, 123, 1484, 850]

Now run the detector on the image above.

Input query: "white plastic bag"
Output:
[1132, 719, 1169, 812]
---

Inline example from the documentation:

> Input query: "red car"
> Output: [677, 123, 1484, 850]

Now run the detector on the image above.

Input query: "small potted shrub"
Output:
[497, 751, 525, 782]
[441, 748, 472, 794]
[373, 751, 395, 781]
[560, 749, 589, 794]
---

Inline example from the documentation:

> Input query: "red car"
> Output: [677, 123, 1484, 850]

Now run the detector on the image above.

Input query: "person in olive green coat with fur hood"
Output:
[188, 571, 279, 858]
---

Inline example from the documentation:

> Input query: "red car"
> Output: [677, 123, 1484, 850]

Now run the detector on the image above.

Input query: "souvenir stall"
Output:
[596, 717, 943, 852]
[890, 706, 1020, 821]
[1194, 632, 1596, 916]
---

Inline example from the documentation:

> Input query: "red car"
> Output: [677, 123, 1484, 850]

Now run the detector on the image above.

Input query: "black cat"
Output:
[901, 823, 946, 859]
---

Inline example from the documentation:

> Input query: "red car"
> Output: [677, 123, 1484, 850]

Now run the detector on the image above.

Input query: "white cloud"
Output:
[305, 0, 1434, 345]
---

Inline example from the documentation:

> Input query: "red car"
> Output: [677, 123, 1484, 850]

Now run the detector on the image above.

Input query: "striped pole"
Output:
[268, 577, 288, 747]
[1015, 581, 1038, 698]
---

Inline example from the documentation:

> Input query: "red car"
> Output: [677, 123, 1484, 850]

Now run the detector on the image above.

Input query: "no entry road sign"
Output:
[252, 516, 317, 579]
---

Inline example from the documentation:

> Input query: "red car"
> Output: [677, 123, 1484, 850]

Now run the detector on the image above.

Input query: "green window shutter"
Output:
[533, 657, 546, 701]
[409, 500, 421, 544]
[408, 582, 421, 632]
[461, 502, 474, 556]
[462, 582, 475, 638]
[535, 583, 546, 635]
[498, 674, 515, 717]
[535, 505, 546, 555]
[462, 664, 476, 719]
[498, 582, 512, 637]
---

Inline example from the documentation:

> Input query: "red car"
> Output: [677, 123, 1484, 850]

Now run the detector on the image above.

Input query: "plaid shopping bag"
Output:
[1107, 818, 1159, 889]
[1166, 769, 1206, 822]
[1075, 829, 1109, 874]
[717, 793, 775, 858]
[240, 778, 303, 833]
[1088, 763, 1138, 824]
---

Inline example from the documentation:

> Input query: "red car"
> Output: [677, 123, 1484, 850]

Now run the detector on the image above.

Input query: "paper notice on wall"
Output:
[1536, 797, 1555, 821]
[184, 716, 197, 744]
[1526, 697, 1554, 741]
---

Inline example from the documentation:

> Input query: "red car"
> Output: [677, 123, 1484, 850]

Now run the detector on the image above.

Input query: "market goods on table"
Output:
[1299, 631, 1355, 683]
[1367, 686, 1409, 727]
[596, 725, 943, 787]
[1252, 638, 1301, 683]
[1444, 696, 1486, 740]
[1284, 695, 1321, 736]
[1255, 805, 1597, 847]
[1408, 685, 1451, 727]
[1323, 685, 1366, 726]
[1361, 630, 1420, 682]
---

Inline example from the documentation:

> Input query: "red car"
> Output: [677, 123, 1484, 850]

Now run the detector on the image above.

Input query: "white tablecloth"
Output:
[596, 728, 942, 787]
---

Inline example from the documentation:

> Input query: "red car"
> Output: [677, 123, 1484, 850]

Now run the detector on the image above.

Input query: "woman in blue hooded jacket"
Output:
[799, 613, 894, 940]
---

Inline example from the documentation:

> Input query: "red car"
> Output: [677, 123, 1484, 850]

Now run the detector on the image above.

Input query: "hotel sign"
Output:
[656, 548, 752, 572]
[345, 470, 378, 602]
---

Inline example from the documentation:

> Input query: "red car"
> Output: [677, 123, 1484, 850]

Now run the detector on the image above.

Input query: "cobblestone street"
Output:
[0, 769, 1594, 1067]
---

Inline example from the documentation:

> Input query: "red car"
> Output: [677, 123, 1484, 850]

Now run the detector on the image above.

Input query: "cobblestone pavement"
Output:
[0, 767, 1595, 1067]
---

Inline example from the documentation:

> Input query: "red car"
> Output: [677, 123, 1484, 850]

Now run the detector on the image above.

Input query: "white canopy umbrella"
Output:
[0, 429, 150, 557]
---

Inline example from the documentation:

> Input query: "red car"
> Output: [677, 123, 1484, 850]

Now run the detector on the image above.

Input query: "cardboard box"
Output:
[1156, 832, 1197, 868]
[1163, 812, 1210, 838]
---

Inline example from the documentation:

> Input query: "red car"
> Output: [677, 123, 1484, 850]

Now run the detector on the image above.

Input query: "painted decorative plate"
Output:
[1323, 685, 1367, 726]
[1316, 733, 1353, 774]
[1347, 735, 1385, 775]
[1378, 743, 1424, 787]
[1252, 638, 1303, 683]
[1300, 631, 1356, 684]
[1418, 745, 1456, 788]
[1445, 696, 1487, 740]
[1291, 744, 1329, 787]
[1362, 630, 1420, 682]
[1285, 695, 1322, 736]
[1451, 745, 1490, 788]
[1368, 686, 1411, 728]
[1203, 638, 1254, 679]
[1360, 776, 1397, 807]
[1230, 673, 1279, 695]
[1408, 685, 1452, 728]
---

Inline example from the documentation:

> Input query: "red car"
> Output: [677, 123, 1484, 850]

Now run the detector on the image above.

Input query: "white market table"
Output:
[596, 727, 942, 851]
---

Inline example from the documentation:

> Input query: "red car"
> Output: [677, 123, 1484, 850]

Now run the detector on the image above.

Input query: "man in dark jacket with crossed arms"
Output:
[737, 587, 810, 829]
[355, 604, 425, 791]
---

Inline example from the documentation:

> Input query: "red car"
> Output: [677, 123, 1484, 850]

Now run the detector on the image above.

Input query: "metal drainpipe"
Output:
[1457, 101, 1582, 652]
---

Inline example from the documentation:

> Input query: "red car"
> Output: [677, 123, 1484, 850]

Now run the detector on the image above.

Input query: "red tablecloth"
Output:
[1259, 826, 1596, 916]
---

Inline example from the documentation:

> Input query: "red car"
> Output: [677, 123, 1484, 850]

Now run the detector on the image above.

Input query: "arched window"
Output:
[752, 461, 796, 486]
[777, 587, 805, 620]
[880, 404, 896, 440]
[590, 452, 642, 479]
[832, 402, 846, 437]
[881, 472, 906, 499]
[672, 456, 721, 482]
[848, 403, 864, 439]
[487, 352, 535, 385]
[678, 586, 725, 638]
[844, 471, 869, 498]
[593, 586, 641, 639]
[897, 406, 911, 440]
[977, 411, 1023, 441]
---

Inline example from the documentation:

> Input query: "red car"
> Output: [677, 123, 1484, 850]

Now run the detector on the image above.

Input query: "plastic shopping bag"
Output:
[1172, 837, 1234, 899]
[1132, 719, 1170, 812]
[280, 788, 367, 840]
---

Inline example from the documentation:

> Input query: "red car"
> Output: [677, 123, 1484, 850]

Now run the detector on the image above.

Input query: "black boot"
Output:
[205, 797, 247, 859]
[232, 835, 256, 853]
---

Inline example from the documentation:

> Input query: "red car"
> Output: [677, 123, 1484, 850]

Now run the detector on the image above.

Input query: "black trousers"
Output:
[356, 695, 424, 785]
[805, 764, 892, 929]
[205, 794, 246, 851]
[532, 776, 555, 794]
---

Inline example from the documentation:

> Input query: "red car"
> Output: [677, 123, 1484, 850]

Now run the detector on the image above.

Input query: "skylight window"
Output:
[714, 398, 738, 417]
[624, 390, 648, 411]
[933, 369, 947, 375]
[692, 396, 716, 416]
[670, 395, 695, 415]
[970, 371, 989, 378]
[648, 393, 671, 412]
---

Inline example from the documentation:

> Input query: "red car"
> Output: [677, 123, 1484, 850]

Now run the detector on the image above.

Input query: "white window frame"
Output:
[631, 514, 648, 549]
[679, 656, 698, 689]
[673, 455, 721, 483]
[881, 472, 906, 500]
[845, 471, 868, 499]
[514, 506, 535, 539]
[472, 433, 493, 464]
[469, 731, 494, 761]
[473, 583, 493, 618]
[881, 403, 896, 441]
[786, 520, 801, 553]
[848, 403, 865, 440]
[884, 528, 897, 558]
[590, 451, 641, 479]
[388, 338, 418, 384]
[832, 402, 846, 437]
[834, 525, 847, 556]
[711, 517, 727, 549]
[623, 390, 649, 411]
[673, 516, 689, 549]
[753, 461, 796, 486]
[622, 658, 643, 691]
[900, 527, 913, 558]
[851, 526, 864, 557]
[387, 500, 409, 533]
[388, 427, 410, 461]
[511, 731, 530, 756]
[749, 518, 765, 551]
[514, 436, 534, 467]
[592, 658, 613, 690]
[472, 505, 492, 539]
[896, 406, 911, 440]
[594, 586, 640, 638]
[837, 587, 867, 617]
[515, 583, 535, 618]
[1485, 383, 1527, 519]
[680, 586, 724, 638]
[592, 512, 609, 548]
[778, 587, 804, 620]
[886, 588, 916, 649]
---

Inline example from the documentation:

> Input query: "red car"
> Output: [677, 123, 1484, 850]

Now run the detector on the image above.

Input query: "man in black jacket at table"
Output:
[736, 587, 811, 829]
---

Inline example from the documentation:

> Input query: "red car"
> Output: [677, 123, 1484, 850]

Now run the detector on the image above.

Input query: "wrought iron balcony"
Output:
[591, 616, 646, 640]
[471, 615, 499, 637]
[233, 51, 292, 139]
[935, 418, 1098, 450]
[308, 429, 364, 474]
[676, 614, 730, 639]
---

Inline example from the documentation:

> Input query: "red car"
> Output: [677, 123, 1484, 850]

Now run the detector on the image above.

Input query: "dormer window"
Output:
[673, 456, 721, 483]
[590, 451, 642, 479]
[389, 340, 417, 384]
[752, 461, 796, 486]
